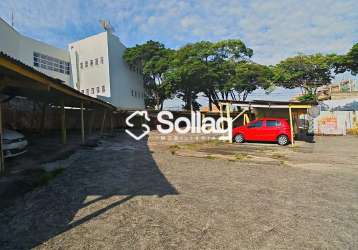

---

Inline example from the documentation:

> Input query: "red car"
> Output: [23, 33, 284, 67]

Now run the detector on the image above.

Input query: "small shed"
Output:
[218, 100, 314, 145]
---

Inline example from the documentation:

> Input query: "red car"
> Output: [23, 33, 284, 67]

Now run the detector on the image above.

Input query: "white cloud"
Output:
[0, 0, 357, 64]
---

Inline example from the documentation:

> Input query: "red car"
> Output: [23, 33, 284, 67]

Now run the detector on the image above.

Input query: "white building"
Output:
[0, 17, 144, 110]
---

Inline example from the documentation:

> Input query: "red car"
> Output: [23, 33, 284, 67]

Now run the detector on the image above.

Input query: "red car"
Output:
[232, 118, 292, 146]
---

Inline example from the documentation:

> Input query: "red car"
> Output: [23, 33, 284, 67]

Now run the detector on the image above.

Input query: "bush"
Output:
[298, 92, 316, 102]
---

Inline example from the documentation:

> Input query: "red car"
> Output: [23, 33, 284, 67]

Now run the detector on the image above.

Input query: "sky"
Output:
[1, 0, 357, 105]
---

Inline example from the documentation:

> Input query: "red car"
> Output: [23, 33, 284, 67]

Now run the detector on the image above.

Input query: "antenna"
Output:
[99, 19, 115, 33]
[11, 11, 14, 27]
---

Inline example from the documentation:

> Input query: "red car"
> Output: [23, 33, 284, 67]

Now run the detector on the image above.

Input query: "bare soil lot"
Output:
[0, 133, 357, 249]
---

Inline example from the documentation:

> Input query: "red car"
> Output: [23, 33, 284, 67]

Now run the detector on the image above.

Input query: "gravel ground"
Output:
[0, 133, 357, 249]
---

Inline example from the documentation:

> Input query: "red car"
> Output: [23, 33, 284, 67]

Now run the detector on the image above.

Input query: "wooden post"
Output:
[81, 102, 85, 144]
[289, 105, 294, 146]
[88, 110, 95, 135]
[110, 113, 114, 134]
[0, 103, 4, 175]
[219, 103, 224, 129]
[61, 102, 67, 144]
[39, 102, 47, 135]
[100, 110, 106, 135]
[226, 104, 232, 143]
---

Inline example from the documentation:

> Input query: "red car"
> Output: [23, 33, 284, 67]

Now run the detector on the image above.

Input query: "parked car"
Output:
[232, 118, 292, 146]
[2, 129, 28, 158]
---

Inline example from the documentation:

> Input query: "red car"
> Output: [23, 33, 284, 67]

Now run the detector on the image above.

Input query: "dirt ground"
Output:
[0, 132, 357, 249]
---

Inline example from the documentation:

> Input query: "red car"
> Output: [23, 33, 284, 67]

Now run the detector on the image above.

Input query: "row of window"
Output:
[80, 57, 104, 69]
[131, 89, 144, 99]
[81, 85, 106, 95]
[33, 52, 70, 75]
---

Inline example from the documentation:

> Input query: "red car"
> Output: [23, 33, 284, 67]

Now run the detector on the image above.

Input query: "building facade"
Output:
[0, 17, 144, 110]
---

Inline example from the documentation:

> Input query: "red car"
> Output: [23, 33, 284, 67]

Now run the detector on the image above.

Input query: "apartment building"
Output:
[0, 17, 144, 110]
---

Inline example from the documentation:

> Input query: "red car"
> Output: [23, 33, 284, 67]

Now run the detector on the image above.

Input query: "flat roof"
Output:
[0, 51, 115, 110]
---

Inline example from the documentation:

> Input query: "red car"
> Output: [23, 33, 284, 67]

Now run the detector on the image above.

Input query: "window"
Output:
[86, 89, 89, 95]
[90, 60, 93, 66]
[100, 57, 104, 64]
[247, 121, 263, 128]
[80, 62, 83, 69]
[102, 85, 105, 92]
[85, 61, 88, 68]
[96, 86, 100, 93]
[95, 58, 98, 65]
[266, 120, 281, 127]
[33, 52, 70, 75]
[131, 90, 134, 96]
[91, 88, 94, 94]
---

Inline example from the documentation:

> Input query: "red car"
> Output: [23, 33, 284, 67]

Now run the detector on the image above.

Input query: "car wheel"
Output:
[277, 135, 289, 146]
[234, 134, 245, 143]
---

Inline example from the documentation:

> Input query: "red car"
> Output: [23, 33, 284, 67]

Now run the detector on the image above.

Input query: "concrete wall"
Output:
[314, 111, 358, 135]
[0, 18, 71, 85]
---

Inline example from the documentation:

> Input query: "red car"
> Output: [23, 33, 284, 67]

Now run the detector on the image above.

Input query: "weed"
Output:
[235, 153, 250, 160]
[34, 168, 64, 187]
[205, 155, 217, 160]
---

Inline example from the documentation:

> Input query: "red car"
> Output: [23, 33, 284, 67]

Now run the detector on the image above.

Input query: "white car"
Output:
[2, 129, 28, 158]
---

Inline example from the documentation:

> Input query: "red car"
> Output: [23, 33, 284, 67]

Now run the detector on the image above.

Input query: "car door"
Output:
[245, 120, 263, 141]
[265, 119, 281, 141]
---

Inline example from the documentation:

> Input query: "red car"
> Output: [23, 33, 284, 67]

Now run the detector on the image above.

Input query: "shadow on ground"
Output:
[0, 132, 177, 249]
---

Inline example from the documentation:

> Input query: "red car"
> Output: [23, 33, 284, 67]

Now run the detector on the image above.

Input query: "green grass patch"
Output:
[234, 153, 250, 160]
[34, 168, 64, 187]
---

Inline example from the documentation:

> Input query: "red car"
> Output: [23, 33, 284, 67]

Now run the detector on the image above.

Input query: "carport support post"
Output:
[39, 102, 47, 135]
[219, 103, 224, 129]
[226, 104, 233, 143]
[88, 110, 95, 135]
[0, 103, 4, 175]
[110, 113, 114, 134]
[100, 110, 106, 135]
[80, 102, 85, 144]
[61, 102, 67, 144]
[289, 105, 294, 146]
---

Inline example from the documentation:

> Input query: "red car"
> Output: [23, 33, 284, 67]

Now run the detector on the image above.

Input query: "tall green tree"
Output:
[166, 39, 256, 110]
[274, 54, 335, 100]
[165, 42, 211, 110]
[334, 43, 358, 75]
[230, 63, 273, 101]
[123, 40, 174, 110]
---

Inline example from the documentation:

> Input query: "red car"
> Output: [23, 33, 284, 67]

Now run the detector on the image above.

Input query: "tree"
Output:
[166, 39, 255, 111]
[273, 54, 335, 100]
[230, 63, 273, 101]
[208, 40, 254, 108]
[165, 42, 210, 110]
[334, 43, 358, 75]
[123, 41, 174, 110]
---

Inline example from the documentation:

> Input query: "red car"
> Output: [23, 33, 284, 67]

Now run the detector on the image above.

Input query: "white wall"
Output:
[69, 31, 144, 109]
[0, 18, 71, 85]
[107, 32, 144, 109]
[68, 32, 111, 99]
[1, 17, 144, 110]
